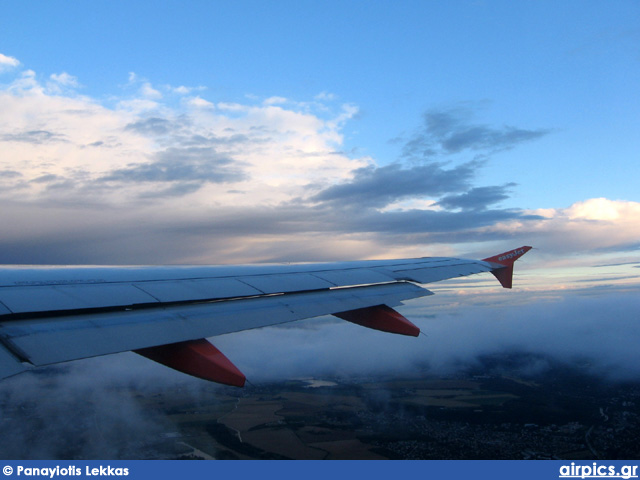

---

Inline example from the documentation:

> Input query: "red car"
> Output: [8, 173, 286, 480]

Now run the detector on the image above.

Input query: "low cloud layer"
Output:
[0, 286, 637, 459]
[216, 288, 640, 382]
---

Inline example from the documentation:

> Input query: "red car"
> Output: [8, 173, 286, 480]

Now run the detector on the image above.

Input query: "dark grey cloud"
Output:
[312, 161, 478, 208]
[436, 184, 516, 211]
[1, 130, 67, 144]
[153, 202, 523, 238]
[0, 170, 30, 194]
[141, 202, 534, 263]
[124, 117, 251, 148]
[0, 197, 536, 265]
[179, 132, 251, 148]
[594, 261, 640, 268]
[28, 174, 89, 196]
[117, 118, 255, 199]
[402, 106, 550, 159]
[312, 107, 550, 214]
[136, 182, 204, 199]
[102, 147, 246, 184]
[125, 117, 175, 136]
[348, 207, 525, 235]
[30, 174, 65, 184]
[0, 170, 22, 179]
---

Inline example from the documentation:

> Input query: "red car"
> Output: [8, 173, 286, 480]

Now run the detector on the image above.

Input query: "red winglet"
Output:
[334, 304, 420, 337]
[136, 339, 246, 387]
[482, 246, 532, 289]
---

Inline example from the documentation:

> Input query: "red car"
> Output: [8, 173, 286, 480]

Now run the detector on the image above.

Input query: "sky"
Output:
[0, 1, 639, 458]
[1, 0, 639, 268]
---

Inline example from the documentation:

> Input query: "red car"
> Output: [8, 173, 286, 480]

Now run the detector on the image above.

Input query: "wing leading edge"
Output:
[0, 246, 531, 385]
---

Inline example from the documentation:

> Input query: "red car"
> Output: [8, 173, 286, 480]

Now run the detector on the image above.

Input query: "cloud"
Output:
[49, 72, 79, 87]
[101, 147, 246, 187]
[124, 117, 175, 136]
[436, 184, 516, 211]
[0, 352, 210, 459]
[567, 197, 637, 221]
[315, 91, 336, 101]
[402, 104, 551, 159]
[0, 67, 367, 209]
[483, 198, 640, 255]
[186, 96, 214, 109]
[346, 206, 526, 237]
[170, 85, 207, 95]
[1, 129, 67, 144]
[263, 96, 287, 105]
[0, 61, 636, 271]
[312, 161, 478, 208]
[140, 82, 162, 99]
[0, 53, 19, 72]
[215, 288, 640, 382]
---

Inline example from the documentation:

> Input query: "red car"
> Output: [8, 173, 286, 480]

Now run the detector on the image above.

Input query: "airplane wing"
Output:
[0, 246, 531, 386]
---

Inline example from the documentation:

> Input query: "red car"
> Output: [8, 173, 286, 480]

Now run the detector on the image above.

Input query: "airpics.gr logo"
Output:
[559, 463, 638, 479]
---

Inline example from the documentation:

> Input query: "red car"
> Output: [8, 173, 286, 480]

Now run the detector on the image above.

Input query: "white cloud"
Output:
[466, 198, 640, 264]
[216, 102, 248, 112]
[566, 197, 637, 221]
[115, 97, 162, 113]
[172, 85, 191, 95]
[326, 103, 359, 131]
[49, 72, 79, 87]
[0, 53, 20, 72]
[263, 96, 287, 106]
[0, 65, 369, 234]
[315, 91, 336, 101]
[7, 69, 41, 93]
[186, 96, 214, 109]
[140, 82, 162, 99]
[521, 198, 640, 253]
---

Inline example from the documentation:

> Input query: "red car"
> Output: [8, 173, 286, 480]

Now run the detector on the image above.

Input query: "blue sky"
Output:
[3, 1, 638, 208]
[0, 1, 639, 286]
